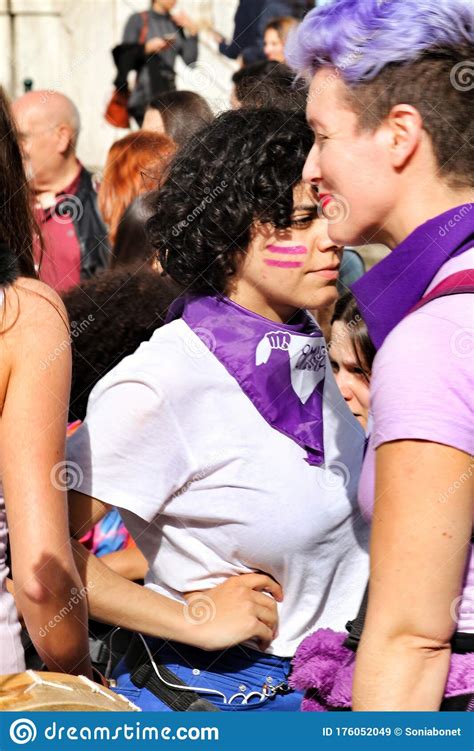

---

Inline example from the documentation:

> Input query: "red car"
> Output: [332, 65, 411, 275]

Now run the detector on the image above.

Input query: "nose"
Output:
[334, 372, 353, 402]
[314, 216, 343, 256]
[302, 143, 321, 186]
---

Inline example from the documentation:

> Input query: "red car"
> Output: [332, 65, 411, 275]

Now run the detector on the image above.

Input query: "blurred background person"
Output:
[210, 0, 266, 64]
[12, 91, 110, 294]
[143, 90, 214, 147]
[212, 0, 311, 65]
[263, 17, 299, 63]
[231, 60, 307, 110]
[110, 193, 157, 270]
[329, 293, 375, 434]
[121, 0, 198, 126]
[98, 130, 175, 247]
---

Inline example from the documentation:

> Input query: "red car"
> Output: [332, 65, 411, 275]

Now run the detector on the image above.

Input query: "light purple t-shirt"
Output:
[359, 249, 474, 632]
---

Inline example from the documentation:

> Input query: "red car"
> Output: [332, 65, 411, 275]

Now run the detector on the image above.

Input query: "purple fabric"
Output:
[287, 0, 474, 81]
[290, 629, 474, 711]
[167, 295, 327, 465]
[351, 204, 474, 349]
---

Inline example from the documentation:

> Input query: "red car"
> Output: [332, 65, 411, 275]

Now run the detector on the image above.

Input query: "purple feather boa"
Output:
[290, 629, 474, 711]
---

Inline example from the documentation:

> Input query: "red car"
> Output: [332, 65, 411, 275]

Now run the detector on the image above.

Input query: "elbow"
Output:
[363, 626, 454, 659]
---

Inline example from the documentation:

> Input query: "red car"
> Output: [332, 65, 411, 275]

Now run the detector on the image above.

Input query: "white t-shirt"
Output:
[68, 319, 369, 656]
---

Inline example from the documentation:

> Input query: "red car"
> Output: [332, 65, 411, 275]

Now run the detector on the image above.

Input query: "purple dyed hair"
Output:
[287, 0, 474, 81]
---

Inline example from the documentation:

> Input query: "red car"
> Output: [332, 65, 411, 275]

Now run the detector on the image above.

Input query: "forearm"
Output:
[353, 632, 451, 710]
[71, 539, 192, 643]
[100, 546, 148, 581]
[17, 565, 92, 677]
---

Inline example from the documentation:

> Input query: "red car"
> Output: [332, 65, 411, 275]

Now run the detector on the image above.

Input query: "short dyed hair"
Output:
[288, 0, 474, 187]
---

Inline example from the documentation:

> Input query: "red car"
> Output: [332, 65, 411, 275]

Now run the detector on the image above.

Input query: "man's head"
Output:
[152, 0, 176, 12]
[12, 91, 81, 191]
[288, 0, 473, 246]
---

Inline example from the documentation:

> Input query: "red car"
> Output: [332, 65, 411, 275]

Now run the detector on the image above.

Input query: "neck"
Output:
[373, 181, 473, 250]
[35, 157, 80, 206]
[153, 2, 167, 12]
[228, 280, 296, 324]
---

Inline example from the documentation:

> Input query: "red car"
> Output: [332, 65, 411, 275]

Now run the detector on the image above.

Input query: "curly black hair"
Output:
[62, 266, 181, 421]
[147, 108, 314, 295]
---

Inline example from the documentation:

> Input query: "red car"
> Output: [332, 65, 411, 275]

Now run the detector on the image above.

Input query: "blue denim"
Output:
[111, 638, 303, 712]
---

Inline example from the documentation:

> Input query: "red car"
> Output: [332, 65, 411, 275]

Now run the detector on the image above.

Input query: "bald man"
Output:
[13, 91, 110, 293]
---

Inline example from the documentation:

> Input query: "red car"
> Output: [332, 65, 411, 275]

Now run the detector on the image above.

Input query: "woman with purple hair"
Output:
[287, 0, 473, 711]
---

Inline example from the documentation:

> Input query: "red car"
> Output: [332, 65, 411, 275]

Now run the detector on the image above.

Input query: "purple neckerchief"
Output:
[167, 295, 327, 466]
[351, 204, 474, 350]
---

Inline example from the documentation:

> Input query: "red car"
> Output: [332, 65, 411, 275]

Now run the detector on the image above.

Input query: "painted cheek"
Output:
[266, 245, 308, 255]
[264, 259, 304, 268]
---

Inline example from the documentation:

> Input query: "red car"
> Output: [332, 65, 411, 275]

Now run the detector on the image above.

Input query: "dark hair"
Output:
[147, 108, 314, 295]
[63, 266, 181, 421]
[111, 193, 156, 269]
[346, 44, 474, 189]
[264, 15, 299, 41]
[232, 61, 307, 110]
[0, 87, 37, 278]
[146, 90, 214, 147]
[331, 293, 375, 377]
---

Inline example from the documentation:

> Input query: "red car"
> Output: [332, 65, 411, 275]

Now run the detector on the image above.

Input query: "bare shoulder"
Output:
[2, 277, 69, 334]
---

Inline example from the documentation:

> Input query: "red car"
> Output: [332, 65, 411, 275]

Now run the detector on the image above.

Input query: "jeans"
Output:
[112, 638, 303, 712]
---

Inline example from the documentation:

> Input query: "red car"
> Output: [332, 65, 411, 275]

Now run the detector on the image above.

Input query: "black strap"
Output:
[131, 662, 219, 712]
[124, 634, 220, 712]
[343, 584, 368, 651]
[344, 583, 474, 654]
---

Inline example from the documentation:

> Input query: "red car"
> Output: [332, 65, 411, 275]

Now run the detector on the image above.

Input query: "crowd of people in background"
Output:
[0, 0, 472, 715]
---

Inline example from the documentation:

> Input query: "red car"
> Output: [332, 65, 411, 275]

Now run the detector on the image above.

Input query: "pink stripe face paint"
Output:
[266, 244, 308, 255]
[263, 244, 308, 269]
[264, 259, 304, 268]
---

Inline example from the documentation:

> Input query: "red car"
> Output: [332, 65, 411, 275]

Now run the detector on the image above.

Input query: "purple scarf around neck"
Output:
[351, 203, 474, 350]
[167, 295, 327, 465]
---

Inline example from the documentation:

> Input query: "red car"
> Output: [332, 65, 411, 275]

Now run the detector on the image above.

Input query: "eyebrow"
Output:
[292, 202, 320, 212]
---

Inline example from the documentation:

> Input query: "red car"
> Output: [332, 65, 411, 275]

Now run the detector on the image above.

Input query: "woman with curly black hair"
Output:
[67, 108, 368, 711]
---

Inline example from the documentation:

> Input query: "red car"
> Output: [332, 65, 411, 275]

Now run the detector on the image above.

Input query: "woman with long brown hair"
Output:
[0, 88, 91, 676]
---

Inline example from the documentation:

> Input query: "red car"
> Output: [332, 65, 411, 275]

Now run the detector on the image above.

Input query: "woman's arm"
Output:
[1, 280, 91, 676]
[353, 439, 473, 710]
[100, 546, 148, 581]
[69, 490, 282, 651]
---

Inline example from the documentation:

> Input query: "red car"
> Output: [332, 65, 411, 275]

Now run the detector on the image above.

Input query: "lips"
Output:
[318, 193, 333, 209]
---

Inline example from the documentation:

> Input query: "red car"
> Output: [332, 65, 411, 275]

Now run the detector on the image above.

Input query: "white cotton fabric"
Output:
[67, 319, 369, 656]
